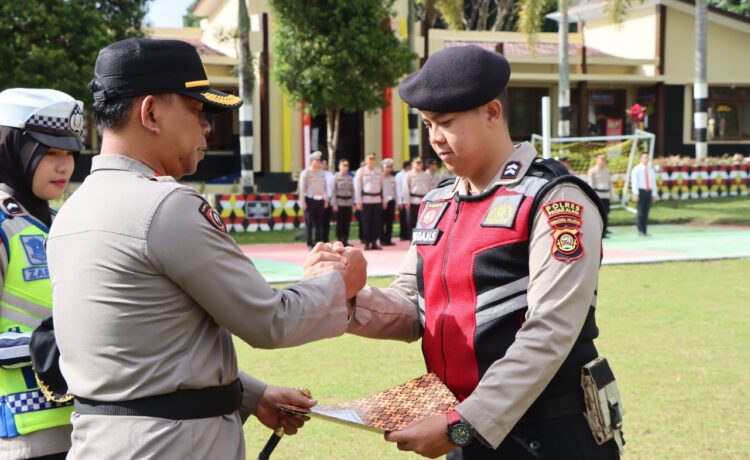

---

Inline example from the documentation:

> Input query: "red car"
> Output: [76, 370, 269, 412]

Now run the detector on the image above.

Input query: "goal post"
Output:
[530, 130, 656, 212]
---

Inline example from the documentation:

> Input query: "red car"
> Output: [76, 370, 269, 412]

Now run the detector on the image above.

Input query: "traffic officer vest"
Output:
[413, 159, 606, 415]
[0, 200, 72, 438]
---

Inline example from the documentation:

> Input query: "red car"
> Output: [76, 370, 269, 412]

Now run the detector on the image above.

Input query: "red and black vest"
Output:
[413, 159, 606, 417]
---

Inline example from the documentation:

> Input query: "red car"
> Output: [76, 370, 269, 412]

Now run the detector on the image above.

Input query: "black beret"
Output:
[398, 45, 510, 113]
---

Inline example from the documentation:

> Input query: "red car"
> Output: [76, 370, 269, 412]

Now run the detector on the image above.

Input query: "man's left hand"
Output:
[255, 386, 315, 435]
[384, 414, 455, 458]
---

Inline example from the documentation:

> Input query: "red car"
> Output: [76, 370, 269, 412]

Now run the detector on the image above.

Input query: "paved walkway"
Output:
[240, 224, 750, 283]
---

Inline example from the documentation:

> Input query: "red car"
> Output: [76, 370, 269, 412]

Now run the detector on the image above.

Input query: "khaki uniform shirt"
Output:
[347, 143, 603, 448]
[298, 169, 328, 201]
[587, 165, 612, 200]
[382, 174, 397, 203]
[403, 170, 433, 205]
[47, 155, 349, 460]
[354, 167, 383, 205]
[331, 173, 354, 208]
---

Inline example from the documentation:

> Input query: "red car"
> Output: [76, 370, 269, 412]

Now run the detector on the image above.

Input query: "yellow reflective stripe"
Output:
[185, 79, 210, 88]
[0, 291, 51, 318]
[0, 303, 42, 328]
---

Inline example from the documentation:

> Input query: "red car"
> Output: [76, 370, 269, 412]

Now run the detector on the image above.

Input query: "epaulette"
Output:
[437, 177, 456, 188]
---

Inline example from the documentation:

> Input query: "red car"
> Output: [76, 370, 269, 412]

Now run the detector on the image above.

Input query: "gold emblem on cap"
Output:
[201, 92, 241, 106]
[185, 80, 210, 88]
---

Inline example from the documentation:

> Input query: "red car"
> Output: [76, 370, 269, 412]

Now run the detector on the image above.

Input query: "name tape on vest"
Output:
[412, 229, 441, 245]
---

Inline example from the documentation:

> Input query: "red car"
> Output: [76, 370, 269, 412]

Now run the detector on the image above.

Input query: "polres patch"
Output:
[417, 201, 449, 229]
[199, 202, 227, 233]
[20, 235, 47, 265]
[543, 200, 585, 263]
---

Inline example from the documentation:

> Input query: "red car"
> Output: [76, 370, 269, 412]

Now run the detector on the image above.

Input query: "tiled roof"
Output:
[444, 40, 614, 58]
[178, 38, 226, 57]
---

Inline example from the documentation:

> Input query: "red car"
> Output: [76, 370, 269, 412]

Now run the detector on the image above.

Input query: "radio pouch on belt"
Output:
[581, 357, 625, 453]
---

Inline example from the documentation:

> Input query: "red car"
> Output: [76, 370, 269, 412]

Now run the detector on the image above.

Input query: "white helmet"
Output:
[0, 88, 85, 151]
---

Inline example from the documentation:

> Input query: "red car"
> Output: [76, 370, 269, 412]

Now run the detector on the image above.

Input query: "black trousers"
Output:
[636, 189, 652, 234]
[600, 197, 610, 234]
[335, 206, 353, 244]
[361, 202, 382, 245]
[322, 205, 333, 242]
[381, 199, 396, 244]
[303, 197, 325, 247]
[407, 203, 421, 239]
[399, 204, 409, 240]
[460, 413, 620, 460]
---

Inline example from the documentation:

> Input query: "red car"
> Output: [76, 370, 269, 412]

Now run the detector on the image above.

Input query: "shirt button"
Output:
[529, 440, 541, 450]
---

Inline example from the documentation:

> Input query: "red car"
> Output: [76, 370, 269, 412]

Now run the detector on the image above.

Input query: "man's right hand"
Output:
[301, 201, 307, 211]
[356, 204, 363, 211]
[340, 246, 367, 300]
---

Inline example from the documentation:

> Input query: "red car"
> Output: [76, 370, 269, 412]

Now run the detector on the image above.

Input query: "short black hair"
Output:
[495, 88, 509, 122]
[402, 160, 411, 168]
[88, 78, 137, 134]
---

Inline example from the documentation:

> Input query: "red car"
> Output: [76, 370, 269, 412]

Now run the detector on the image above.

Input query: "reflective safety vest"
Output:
[0, 203, 72, 438]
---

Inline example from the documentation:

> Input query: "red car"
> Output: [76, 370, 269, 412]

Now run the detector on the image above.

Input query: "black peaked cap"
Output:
[398, 45, 511, 113]
[92, 38, 242, 113]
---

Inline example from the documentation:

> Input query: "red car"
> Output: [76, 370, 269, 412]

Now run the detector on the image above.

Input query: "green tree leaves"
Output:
[0, 0, 149, 103]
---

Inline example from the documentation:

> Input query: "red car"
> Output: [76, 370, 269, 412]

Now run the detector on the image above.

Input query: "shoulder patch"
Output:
[417, 201, 449, 230]
[2, 198, 24, 216]
[501, 161, 522, 180]
[542, 200, 584, 263]
[199, 202, 227, 233]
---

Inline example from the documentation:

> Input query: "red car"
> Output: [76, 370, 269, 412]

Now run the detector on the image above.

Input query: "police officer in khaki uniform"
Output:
[587, 154, 613, 236]
[299, 151, 329, 249]
[354, 153, 384, 250]
[403, 157, 433, 238]
[46, 38, 366, 460]
[380, 158, 397, 246]
[314, 45, 621, 459]
[331, 159, 354, 246]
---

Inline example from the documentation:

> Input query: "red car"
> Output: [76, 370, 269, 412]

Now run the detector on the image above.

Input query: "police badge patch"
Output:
[481, 194, 523, 228]
[199, 202, 227, 233]
[416, 201, 449, 230]
[543, 200, 585, 263]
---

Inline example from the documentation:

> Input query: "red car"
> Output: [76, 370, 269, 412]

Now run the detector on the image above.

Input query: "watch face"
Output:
[448, 422, 473, 447]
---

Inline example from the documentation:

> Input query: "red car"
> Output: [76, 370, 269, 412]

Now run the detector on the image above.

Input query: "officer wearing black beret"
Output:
[332, 45, 623, 459]
[46, 38, 368, 459]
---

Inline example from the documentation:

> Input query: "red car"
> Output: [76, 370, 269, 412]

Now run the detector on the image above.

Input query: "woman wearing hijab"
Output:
[0, 88, 84, 459]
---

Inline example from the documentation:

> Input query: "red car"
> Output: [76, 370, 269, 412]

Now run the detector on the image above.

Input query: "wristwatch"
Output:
[446, 410, 473, 447]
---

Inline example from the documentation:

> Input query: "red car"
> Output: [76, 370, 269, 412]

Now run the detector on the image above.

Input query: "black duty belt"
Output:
[518, 389, 585, 425]
[336, 195, 352, 199]
[411, 193, 425, 198]
[363, 192, 382, 196]
[74, 378, 243, 420]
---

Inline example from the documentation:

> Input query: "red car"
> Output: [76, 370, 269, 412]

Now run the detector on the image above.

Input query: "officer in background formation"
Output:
[298, 151, 329, 249]
[380, 158, 397, 246]
[587, 154, 613, 236]
[354, 153, 384, 250]
[327, 45, 621, 459]
[321, 158, 335, 243]
[630, 153, 657, 237]
[45, 38, 366, 459]
[331, 159, 354, 246]
[395, 160, 411, 241]
[425, 158, 441, 189]
[0, 88, 83, 459]
[403, 157, 433, 238]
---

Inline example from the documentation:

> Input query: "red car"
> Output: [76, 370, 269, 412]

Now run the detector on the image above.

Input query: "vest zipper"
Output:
[439, 198, 461, 387]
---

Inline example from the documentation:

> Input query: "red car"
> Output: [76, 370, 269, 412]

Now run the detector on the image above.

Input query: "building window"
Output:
[695, 87, 750, 141]
[587, 90, 626, 136]
[508, 87, 549, 141]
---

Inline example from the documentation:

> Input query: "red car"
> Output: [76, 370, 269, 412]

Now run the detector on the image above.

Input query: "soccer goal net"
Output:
[530, 130, 656, 211]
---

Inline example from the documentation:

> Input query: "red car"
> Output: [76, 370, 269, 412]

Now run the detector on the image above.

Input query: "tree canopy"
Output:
[270, 0, 413, 118]
[0, 0, 150, 103]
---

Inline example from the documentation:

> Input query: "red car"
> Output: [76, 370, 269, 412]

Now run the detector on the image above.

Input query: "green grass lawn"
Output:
[609, 196, 750, 226]
[237, 259, 750, 459]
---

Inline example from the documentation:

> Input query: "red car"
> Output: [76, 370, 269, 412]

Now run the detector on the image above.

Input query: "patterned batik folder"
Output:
[277, 373, 458, 433]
